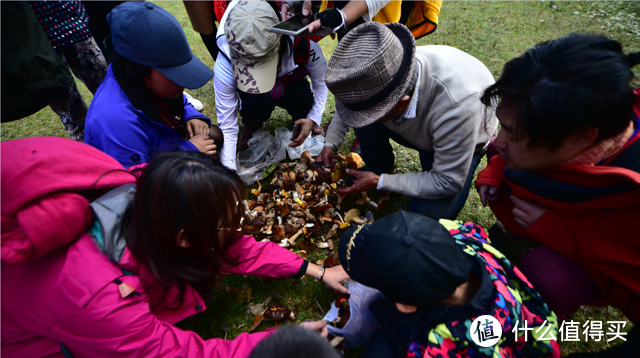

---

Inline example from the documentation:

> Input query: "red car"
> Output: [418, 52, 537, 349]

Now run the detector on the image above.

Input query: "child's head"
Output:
[248, 325, 341, 358]
[124, 151, 244, 300]
[108, 2, 213, 92]
[338, 211, 470, 307]
[482, 34, 639, 170]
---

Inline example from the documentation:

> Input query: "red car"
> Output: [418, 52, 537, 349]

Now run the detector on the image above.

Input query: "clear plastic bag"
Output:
[236, 130, 286, 185]
[323, 280, 383, 348]
[274, 127, 325, 160]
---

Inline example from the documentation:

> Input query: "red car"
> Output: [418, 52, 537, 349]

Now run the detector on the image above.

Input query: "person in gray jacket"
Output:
[315, 22, 498, 220]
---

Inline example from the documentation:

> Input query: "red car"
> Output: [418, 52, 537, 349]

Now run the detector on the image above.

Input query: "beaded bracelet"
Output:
[316, 266, 325, 282]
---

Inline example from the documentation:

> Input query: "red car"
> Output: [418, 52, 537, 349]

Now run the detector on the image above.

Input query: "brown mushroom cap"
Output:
[344, 209, 363, 224]
[377, 196, 390, 211]
[300, 150, 314, 164]
[345, 153, 364, 170]
[264, 303, 292, 320]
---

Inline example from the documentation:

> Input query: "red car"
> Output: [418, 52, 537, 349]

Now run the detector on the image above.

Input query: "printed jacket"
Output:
[385, 221, 561, 357]
[1, 137, 305, 358]
[85, 65, 210, 168]
[475, 89, 640, 322]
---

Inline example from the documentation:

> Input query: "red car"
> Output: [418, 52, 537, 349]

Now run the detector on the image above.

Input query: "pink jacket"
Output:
[1, 137, 305, 358]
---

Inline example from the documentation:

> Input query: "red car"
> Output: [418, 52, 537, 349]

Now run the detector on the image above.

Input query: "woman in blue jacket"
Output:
[85, 2, 221, 168]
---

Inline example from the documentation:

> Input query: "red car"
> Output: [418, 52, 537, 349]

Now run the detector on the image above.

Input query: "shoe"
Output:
[237, 124, 263, 151]
[488, 222, 540, 249]
[184, 91, 204, 111]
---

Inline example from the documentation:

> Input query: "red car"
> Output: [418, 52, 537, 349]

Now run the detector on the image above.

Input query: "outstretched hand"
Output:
[322, 265, 350, 294]
[337, 169, 380, 196]
[510, 195, 548, 229]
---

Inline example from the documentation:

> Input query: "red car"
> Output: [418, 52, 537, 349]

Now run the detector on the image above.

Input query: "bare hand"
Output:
[281, 0, 313, 20]
[189, 134, 217, 156]
[307, 19, 322, 33]
[298, 320, 329, 337]
[322, 265, 350, 294]
[478, 185, 501, 207]
[186, 119, 209, 138]
[315, 146, 335, 170]
[289, 118, 315, 147]
[510, 195, 548, 230]
[337, 169, 380, 196]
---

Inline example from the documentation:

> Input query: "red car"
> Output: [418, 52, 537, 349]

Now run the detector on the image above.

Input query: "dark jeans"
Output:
[354, 122, 482, 220]
[361, 329, 404, 358]
[237, 77, 314, 127]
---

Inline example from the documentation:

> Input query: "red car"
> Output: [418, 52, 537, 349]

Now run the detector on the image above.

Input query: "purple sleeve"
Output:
[183, 94, 211, 125]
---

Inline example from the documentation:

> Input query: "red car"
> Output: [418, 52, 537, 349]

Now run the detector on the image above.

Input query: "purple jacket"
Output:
[85, 65, 210, 168]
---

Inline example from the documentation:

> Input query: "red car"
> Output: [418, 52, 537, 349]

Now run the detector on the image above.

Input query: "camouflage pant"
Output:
[49, 37, 107, 142]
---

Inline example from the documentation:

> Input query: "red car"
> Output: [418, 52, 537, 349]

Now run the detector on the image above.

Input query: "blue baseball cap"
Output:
[107, 2, 213, 89]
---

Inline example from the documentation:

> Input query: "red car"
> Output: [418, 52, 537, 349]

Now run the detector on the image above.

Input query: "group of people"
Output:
[2, 0, 639, 357]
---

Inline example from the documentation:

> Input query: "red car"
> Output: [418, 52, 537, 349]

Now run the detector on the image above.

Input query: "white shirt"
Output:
[214, 0, 329, 170]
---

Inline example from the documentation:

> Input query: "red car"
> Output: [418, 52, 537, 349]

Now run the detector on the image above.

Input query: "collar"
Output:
[392, 64, 421, 126]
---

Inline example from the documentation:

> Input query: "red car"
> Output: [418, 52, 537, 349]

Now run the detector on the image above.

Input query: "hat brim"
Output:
[338, 224, 377, 288]
[156, 53, 214, 90]
[232, 50, 278, 94]
[336, 23, 416, 129]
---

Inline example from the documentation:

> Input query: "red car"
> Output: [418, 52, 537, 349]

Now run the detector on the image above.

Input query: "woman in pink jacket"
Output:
[1, 137, 348, 358]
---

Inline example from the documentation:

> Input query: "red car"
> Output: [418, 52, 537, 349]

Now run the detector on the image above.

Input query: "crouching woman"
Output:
[1, 137, 347, 358]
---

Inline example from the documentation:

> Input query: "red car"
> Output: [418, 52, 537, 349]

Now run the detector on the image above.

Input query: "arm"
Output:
[380, 95, 483, 199]
[53, 290, 272, 358]
[214, 52, 240, 170]
[323, 111, 351, 151]
[303, 41, 328, 128]
[183, 94, 212, 125]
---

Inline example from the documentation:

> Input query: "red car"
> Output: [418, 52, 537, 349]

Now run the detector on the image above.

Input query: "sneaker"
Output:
[184, 91, 204, 111]
[237, 124, 263, 151]
[488, 222, 540, 249]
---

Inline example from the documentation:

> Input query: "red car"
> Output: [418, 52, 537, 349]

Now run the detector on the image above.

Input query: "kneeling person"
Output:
[338, 211, 560, 357]
[318, 22, 497, 220]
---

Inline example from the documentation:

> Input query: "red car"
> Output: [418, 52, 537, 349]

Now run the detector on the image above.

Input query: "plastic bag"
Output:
[323, 280, 383, 348]
[275, 127, 324, 160]
[236, 130, 286, 185]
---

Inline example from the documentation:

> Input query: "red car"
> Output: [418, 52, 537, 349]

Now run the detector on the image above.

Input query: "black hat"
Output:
[338, 211, 470, 306]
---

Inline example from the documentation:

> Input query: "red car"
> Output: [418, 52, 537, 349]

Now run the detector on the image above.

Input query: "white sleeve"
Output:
[363, 0, 391, 22]
[214, 52, 240, 171]
[304, 41, 328, 126]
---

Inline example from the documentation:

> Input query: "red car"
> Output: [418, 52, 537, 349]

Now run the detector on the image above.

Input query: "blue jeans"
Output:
[354, 123, 481, 220]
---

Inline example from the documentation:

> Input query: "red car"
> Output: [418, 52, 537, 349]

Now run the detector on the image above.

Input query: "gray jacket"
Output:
[325, 45, 498, 199]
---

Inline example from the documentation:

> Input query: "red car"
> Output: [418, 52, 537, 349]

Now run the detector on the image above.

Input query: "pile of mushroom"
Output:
[241, 150, 389, 256]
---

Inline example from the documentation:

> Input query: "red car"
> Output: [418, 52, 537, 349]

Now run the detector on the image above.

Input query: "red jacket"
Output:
[475, 90, 640, 322]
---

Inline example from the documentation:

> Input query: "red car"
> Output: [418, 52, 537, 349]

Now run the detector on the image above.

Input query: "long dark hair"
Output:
[481, 33, 640, 150]
[120, 151, 244, 308]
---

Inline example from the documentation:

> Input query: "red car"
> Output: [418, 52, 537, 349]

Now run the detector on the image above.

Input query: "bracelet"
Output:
[320, 266, 327, 282]
[316, 266, 325, 281]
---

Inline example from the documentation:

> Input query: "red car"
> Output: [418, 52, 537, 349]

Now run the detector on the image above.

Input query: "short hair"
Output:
[481, 33, 640, 150]
[248, 325, 341, 358]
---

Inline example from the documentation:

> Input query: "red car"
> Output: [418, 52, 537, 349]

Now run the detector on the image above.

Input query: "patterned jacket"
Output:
[406, 220, 561, 357]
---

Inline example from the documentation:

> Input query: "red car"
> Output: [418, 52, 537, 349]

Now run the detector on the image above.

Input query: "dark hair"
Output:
[248, 325, 341, 358]
[121, 151, 245, 308]
[481, 33, 639, 150]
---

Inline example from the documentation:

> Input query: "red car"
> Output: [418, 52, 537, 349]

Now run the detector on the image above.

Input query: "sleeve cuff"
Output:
[323, 142, 338, 151]
[291, 260, 309, 279]
[377, 174, 385, 190]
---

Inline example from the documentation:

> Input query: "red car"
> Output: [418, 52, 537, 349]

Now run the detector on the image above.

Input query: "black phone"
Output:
[291, 124, 302, 140]
[270, 13, 314, 36]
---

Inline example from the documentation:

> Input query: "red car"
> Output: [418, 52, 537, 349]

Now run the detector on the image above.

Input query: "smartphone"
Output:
[270, 13, 314, 36]
[291, 124, 302, 140]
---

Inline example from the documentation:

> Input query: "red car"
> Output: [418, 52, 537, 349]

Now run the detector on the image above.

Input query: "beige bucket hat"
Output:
[225, 0, 281, 94]
[325, 22, 416, 128]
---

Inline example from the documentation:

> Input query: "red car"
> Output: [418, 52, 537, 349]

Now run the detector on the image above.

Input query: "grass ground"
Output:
[2, 1, 638, 355]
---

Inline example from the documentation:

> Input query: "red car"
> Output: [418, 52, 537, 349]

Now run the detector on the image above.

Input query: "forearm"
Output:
[379, 170, 463, 199]
[222, 235, 306, 279]
[324, 112, 350, 149]
[340, 0, 370, 25]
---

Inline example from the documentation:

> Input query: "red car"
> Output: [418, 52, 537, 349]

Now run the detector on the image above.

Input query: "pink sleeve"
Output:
[52, 290, 273, 358]
[222, 235, 306, 279]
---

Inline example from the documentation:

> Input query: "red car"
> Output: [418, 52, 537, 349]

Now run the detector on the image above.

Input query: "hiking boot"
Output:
[488, 222, 540, 249]
[237, 124, 263, 151]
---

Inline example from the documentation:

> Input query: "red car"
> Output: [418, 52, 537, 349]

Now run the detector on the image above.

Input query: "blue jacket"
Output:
[85, 66, 210, 168]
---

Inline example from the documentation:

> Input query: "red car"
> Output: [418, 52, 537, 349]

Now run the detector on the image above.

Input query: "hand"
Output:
[298, 320, 329, 338]
[337, 169, 380, 196]
[186, 119, 209, 138]
[315, 146, 335, 170]
[312, 126, 324, 136]
[478, 185, 501, 207]
[281, 0, 313, 20]
[510, 195, 548, 230]
[289, 118, 314, 147]
[322, 265, 350, 294]
[189, 134, 217, 156]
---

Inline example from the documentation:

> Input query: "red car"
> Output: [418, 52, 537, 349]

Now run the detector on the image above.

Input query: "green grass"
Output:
[3, 1, 638, 355]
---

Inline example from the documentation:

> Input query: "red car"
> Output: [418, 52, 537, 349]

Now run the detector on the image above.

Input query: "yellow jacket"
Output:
[322, 0, 442, 39]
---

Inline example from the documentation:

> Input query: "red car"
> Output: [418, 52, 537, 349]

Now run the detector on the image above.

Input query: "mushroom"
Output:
[335, 153, 347, 162]
[288, 227, 305, 246]
[315, 183, 329, 200]
[342, 209, 365, 229]
[273, 225, 286, 241]
[262, 219, 274, 235]
[356, 198, 366, 205]
[277, 162, 296, 170]
[323, 224, 339, 241]
[361, 192, 378, 209]
[377, 196, 390, 211]
[264, 303, 295, 328]
[300, 150, 314, 164]
[345, 152, 364, 170]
